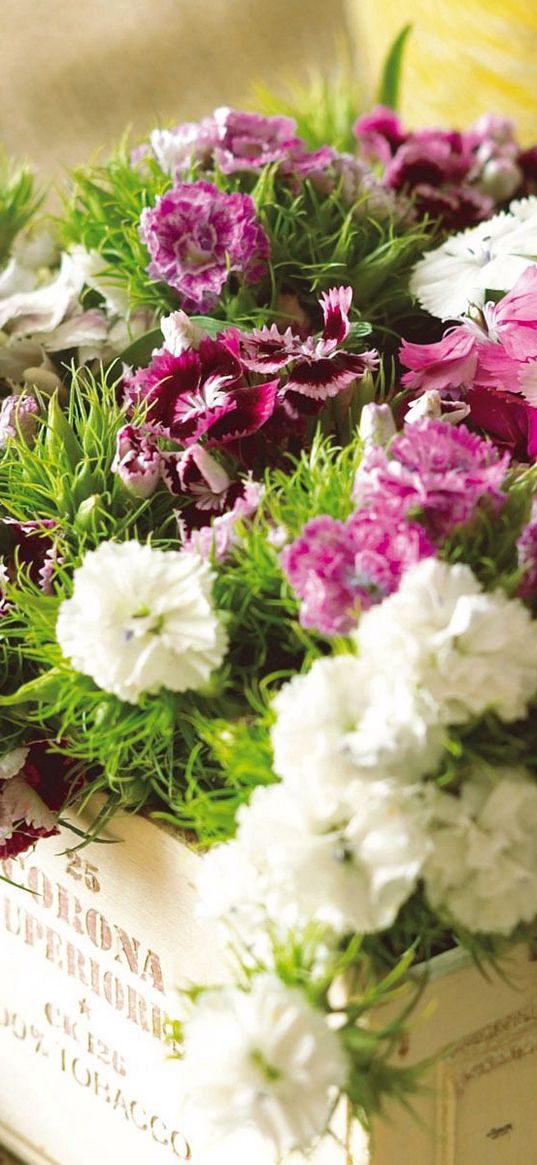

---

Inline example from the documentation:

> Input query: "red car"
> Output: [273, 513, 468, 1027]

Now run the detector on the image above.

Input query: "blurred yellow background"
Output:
[347, 0, 537, 143]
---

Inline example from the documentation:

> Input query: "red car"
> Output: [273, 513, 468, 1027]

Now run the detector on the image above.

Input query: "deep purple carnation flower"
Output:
[139, 181, 270, 311]
[354, 419, 510, 539]
[1, 518, 60, 603]
[353, 104, 526, 229]
[281, 505, 434, 637]
[0, 742, 77, 861]
[124, 335, 278, 447]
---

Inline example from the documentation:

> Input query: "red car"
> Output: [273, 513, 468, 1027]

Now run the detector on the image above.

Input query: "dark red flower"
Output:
[0, 742, 79, 860]
[467, 385, 537, 462]
[125, 336, 278, 446]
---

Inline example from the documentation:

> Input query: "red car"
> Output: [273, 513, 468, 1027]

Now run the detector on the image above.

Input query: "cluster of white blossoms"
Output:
[179, 975, 349, 1165]
[410, 196, 537, 318]
[56, 540, 228, 703]
[424, 767, 537, 936]
[185, 555, 537, 1158]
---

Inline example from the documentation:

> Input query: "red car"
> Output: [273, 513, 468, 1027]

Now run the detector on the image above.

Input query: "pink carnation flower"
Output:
[401, 328, 480, 395]
[139, 181, 270, 311]
[483, 265, 537, 360]
[354, 419, 510, 539]
[281, 505, 434, 637]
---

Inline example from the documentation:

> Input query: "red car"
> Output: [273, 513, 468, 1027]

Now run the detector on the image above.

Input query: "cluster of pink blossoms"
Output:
[141, 107, 336, 183]
[118, 287, 377, 553]
[281, 505, 435, 636]
[400, 266, 537, 460]
[136, 108, 406, 311]
[282, 417, 510, 636]
[354, 107, 534, 230]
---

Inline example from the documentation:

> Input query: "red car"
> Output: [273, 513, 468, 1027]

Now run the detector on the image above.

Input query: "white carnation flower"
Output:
[423, 767, 537, 935]
[56, 540, 227, 704]
[179, 974, 348, 1160]
[271, 654, 442, 798]
[410, 199, 537, 319]
[205, 781, 429, 937]
[358, 558, 537, 725]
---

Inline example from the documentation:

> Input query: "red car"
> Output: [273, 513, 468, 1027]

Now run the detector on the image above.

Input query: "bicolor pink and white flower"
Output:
[111, 425, 162, 498]
[139, 181, 270, 311]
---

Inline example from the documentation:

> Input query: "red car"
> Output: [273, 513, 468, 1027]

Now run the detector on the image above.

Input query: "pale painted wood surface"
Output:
[370, 945, 537, 1164]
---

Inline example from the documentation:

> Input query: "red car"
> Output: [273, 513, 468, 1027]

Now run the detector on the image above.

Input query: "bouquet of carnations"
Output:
[2, 46, 537, 1164]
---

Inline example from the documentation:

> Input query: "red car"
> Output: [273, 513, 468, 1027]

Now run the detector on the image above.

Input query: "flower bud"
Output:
[0, 394, 40, 448]
[111, 425, 162, 498]
[358, 402, 396, 448]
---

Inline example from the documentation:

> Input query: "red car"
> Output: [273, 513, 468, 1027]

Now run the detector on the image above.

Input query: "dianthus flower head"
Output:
[281, 504, 435, 636]
[354, 418, 509, 539]
[139, 181, 270, 312]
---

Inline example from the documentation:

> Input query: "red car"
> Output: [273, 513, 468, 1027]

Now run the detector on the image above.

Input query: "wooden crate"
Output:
[369, 945, 537, 1164]
[0, 805, 368, 1165]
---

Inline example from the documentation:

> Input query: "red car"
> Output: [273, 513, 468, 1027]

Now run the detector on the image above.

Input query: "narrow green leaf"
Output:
[377, 24, 413, 110]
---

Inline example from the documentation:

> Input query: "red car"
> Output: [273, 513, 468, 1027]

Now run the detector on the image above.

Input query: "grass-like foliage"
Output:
[58, 137, 435, 346]
[253, 61, 363, 154]
[0, 150, 42, 267]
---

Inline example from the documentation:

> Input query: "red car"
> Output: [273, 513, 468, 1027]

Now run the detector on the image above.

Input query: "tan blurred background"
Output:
[0, 0, 354, 174]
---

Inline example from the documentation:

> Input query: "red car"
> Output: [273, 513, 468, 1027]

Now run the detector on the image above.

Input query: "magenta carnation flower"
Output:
[466, 385, 537, 462]
[210, 108, 299, 173]
[353, 105, 525, 229]
[281, 506, 434, 636]
[139, 181, 270, 311]
[354, 419, 510, 539]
